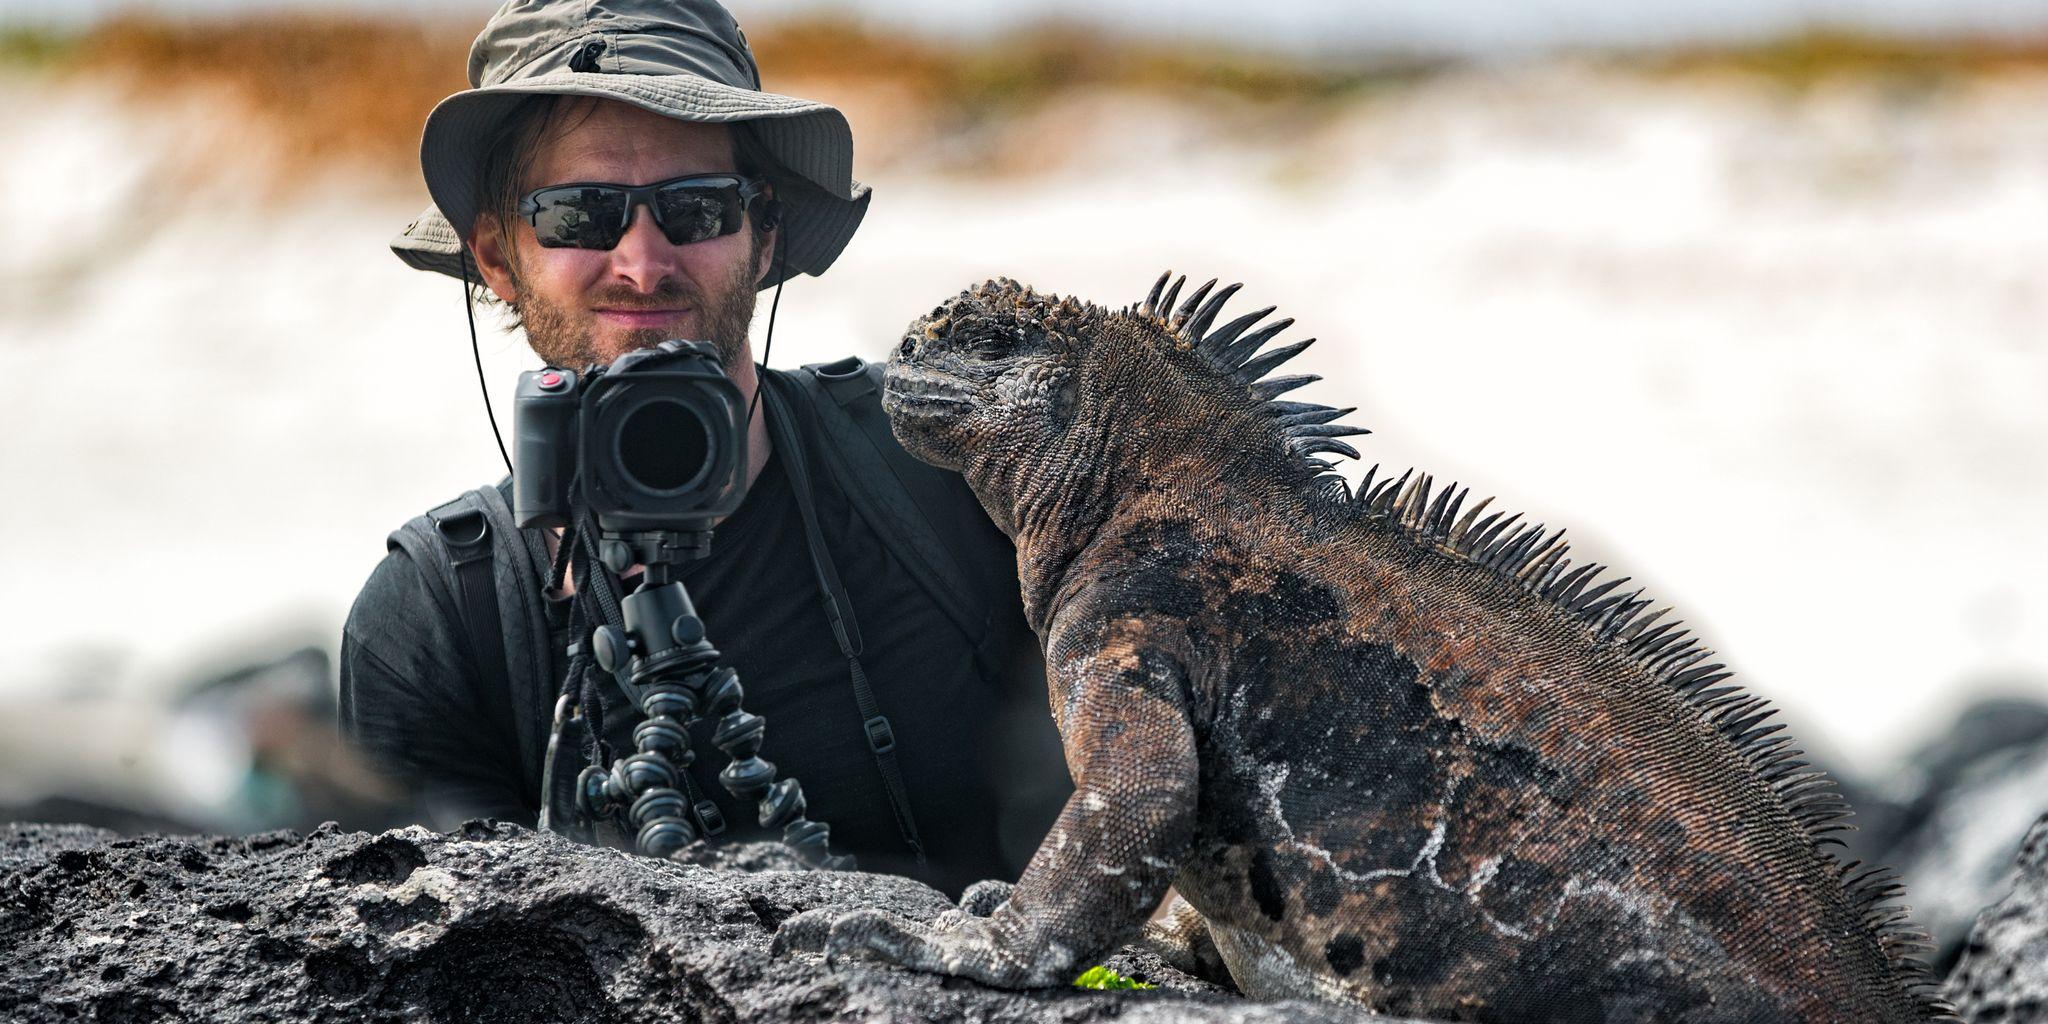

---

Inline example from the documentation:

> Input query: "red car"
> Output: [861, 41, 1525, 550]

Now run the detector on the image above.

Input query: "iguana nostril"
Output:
[900, 338, 916, 358]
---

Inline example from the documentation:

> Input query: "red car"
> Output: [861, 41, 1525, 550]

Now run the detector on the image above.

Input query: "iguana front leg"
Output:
[783, 630, 1199, 987]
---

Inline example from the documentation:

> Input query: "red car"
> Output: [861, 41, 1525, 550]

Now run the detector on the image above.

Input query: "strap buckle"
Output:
[863, 715, 897, 755]
[427, 501, 492, 563]
[808, 355, 877, 405]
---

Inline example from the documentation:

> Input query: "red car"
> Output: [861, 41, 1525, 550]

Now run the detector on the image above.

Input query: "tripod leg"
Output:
[700, 666, 853, 870]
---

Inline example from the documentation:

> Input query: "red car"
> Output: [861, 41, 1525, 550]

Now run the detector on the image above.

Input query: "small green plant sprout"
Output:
[1072, 965, 1154, 990]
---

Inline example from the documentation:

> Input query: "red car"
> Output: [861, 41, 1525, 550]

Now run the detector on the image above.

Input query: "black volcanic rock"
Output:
[0, 796, 204, 838]
[1862, 696, 2048, 859]
[0, 821, 119, 874]
[1866, 700, 2048, 969]
[0, 821, 1398, 1023]
[1945, 814, 2048, 1023]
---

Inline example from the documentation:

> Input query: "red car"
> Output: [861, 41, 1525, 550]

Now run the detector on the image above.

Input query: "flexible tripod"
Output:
[566, 526, 852, 869]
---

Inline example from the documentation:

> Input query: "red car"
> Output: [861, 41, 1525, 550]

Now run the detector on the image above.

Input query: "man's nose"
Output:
[606, 204, 682, 292]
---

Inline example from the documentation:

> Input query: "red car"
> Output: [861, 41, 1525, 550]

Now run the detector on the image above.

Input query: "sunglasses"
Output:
[516, 173, 767, 251]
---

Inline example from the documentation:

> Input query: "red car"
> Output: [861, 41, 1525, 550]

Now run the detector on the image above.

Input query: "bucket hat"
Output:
[391, 0, 868, 289]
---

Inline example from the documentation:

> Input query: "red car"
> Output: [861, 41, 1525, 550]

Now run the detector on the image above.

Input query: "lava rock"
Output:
[0, 795, 204, 838]
[1944, 813, 2048, 1023]
[1860, 696, 2048, 860]
[1101, 941, 1235, 996]
[0, 821, 1406, 1023]
[0, 821, 118, 874]
[1872, 721, 2048, 968]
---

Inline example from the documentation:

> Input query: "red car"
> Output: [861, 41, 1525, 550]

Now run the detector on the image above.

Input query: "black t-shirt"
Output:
[340, 368, 1069, 896]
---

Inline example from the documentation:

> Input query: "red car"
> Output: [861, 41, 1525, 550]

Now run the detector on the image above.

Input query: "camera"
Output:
[512, 339, 749, 533]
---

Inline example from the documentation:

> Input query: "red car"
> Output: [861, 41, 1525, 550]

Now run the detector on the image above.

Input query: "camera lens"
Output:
[614, 397, 712, 494]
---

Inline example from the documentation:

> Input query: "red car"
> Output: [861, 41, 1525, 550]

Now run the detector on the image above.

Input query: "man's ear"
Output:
[468, 212, 520, 304]
[755, 223, 777, 287]
[753, 186, 780, 287]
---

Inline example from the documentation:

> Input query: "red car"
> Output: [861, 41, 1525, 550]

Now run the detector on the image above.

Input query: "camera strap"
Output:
[761, 380, 927, 864]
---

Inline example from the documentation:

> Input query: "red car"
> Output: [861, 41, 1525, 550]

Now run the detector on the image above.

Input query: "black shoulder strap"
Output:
[787, 357, 990, 644]
[761, 379, 926, 862]
[387, 482, 553, 805]
[426, 495, 508, 698]
[476, 480, 557, 770]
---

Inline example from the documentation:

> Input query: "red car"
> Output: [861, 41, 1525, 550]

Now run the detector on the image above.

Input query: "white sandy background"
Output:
[1, 65, 2044, 814]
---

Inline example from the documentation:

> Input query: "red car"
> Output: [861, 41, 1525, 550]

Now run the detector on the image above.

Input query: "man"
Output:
[342, 0, 1067, 896]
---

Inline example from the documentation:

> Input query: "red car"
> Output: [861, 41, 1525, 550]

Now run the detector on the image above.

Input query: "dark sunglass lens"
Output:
[653, 185, 741, 245]
[531, 187, 628, 249]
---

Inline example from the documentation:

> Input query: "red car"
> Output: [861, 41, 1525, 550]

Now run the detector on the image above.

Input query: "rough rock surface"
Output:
[1857, 698, 2048, 860]
[0, 821, 1415, 1023]
[1944, 814, 2048, 1024]
[1866, 700, 2048, 968]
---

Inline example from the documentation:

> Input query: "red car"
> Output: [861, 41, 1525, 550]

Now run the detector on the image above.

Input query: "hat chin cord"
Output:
[460, 247, 517, 478]
[458, 228, 789, 479]
[745, 226, 788, 432]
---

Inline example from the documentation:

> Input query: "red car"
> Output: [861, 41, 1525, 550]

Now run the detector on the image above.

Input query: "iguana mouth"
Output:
[881, 367, 974, 418]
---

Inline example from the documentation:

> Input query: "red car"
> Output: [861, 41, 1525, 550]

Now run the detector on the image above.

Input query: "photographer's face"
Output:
[470, 98, 774, 372]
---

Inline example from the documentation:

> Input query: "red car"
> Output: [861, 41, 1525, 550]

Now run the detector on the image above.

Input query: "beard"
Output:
[514, 234, 761, 375]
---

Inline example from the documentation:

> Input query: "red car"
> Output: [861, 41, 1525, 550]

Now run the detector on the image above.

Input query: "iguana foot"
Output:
[769, 879, 1012, 960]
[831, 908, 1074, 988]
[772, 906, 1072, 989]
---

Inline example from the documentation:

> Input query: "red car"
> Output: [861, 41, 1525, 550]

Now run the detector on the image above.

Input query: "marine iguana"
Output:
[775, 274, 1952, 1023]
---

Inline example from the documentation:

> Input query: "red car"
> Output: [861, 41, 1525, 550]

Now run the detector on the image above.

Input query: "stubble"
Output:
[515, 233, 762, 375]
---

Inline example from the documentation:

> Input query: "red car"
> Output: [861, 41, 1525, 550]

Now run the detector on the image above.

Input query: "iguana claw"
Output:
[958, 879, 1015, 918]
[822, 907, 1067, 989]
[767, 906, 838, 957]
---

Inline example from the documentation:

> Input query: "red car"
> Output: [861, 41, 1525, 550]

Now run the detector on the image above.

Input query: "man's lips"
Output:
[594, 308, 691, 328]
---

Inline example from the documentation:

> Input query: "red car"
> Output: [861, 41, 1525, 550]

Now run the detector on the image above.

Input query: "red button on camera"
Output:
[539, 371, 564, 390]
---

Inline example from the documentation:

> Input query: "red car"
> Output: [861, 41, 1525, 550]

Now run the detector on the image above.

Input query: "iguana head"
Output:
[885, 273, 1364, 540]
[883, 278, 1091, 475]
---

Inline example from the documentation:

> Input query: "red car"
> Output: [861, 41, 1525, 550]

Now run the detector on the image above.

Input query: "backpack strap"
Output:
[787, 357, 990, 645]
[387, 482, 554, 808]
[477, 480, 559, 784]
[428, 496, 508, 703]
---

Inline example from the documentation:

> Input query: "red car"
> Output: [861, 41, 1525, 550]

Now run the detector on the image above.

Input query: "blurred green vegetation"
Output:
[1652, 28, 2048, 89]
[4, 14, 2039, 187]
[750, 16, 1439, 115]
[0, 12, 1435, 183]
[0, 26, 78, 69]
[0, 13, 1426, 181]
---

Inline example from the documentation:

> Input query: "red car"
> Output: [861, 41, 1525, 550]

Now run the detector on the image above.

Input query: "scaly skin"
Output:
[772, 276, 1951, 1023]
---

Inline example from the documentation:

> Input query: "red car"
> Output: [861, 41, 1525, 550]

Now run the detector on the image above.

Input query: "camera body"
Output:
[512, 340, 749, 533]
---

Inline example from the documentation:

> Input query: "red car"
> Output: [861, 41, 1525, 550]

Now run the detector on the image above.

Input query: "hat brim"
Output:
[393, 72, 870, 289]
